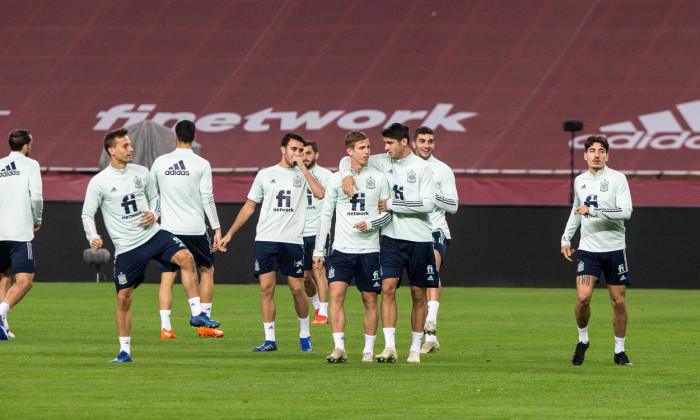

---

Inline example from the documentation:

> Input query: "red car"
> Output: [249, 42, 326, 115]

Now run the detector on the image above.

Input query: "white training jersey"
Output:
[0, 152, 43, 241]
[340, 152, 435, 242]
[248, 164, 309, 245]
[314, 166, 391, 256]
[425, 155, 459, 239]
[150, 148, 220, 235]
[561, 166, 632, 252]
[82, 164, 161, 256]
[302, 165, 333, 237]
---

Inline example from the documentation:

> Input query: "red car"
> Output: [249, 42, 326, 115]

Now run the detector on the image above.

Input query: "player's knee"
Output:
[611, 297, 626, 313]
[576, 293, 592, 307]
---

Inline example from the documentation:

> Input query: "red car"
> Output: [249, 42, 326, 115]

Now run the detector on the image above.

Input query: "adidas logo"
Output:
[270, 179, 276, 183]
[0, 161, 19, 177]
[573, 99, 700, 150]
[373, 281, 380, 287]
[111, 187, 118, 192]
[581, 184, 586, 189]
[165, 160, 189, 175]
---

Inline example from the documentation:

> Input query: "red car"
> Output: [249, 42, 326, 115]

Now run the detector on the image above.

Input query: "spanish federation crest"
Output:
[577, 261, 584, 273]
[118, 272, 127, 285]
[366, 177, 376, 189]
[407, 170, 416, 183]
[600, 180, 609, 192]
[293, 175, 303, 188]
[328, 267, 335, 279]
[133, 176, 143, 189]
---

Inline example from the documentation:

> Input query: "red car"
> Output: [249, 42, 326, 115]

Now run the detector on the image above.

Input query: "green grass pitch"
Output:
[3, 283, 699, 419]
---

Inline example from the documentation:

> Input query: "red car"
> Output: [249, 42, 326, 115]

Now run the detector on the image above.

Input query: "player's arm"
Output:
[199, 162, 222, 248]
[314, 183, 337, 258]
[29, 160, 44, 231]
[435, 168, 459, 214]
[292, 159, 324, 199]
[140, 173, 159, 227]
[386, 165, 436, 214]
[586, 176, 633, 220]
[81, 180, 103, 250]
[358, 179, 392, 231]
[219, 199, 258, 252]
[561, 183, 582, 261]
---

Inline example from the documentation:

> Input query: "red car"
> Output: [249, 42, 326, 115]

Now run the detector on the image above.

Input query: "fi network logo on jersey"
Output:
[573, 100, 700, 150]
[0, 161, 20, 177]
[164, 160, 189, 176]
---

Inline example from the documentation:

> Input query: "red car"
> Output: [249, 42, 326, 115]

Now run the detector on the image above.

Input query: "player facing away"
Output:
[315, 130, 391, 363]
[411, 126, 459, 354]
[81, 128, 219, 363]
[150, 120, 223, 339]
[561, 135, 633, 366]
[0, 130, 43, 341]
[218, 133, 325, 352]
[300, 141, 333, 325]
[340, 122, 438, 363]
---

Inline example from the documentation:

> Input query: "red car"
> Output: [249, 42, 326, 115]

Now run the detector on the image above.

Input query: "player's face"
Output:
[349, 139, 371, 167]
[110, 136, 134, 164]
[302, 145, 317, 169]
[584, 142, 608, 172]
[282, 139, 304, 167]
[412, 134, 434, 160]
[384, 136, 407, 159]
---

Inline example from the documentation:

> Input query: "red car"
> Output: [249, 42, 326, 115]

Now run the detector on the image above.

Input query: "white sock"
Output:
[0, 301, 9, 318]
[363, 334, 376, 354]
[201, 302, 212, 317]
[298, 316, 310, 338]
[309, 294, 320, 311]
[383, 327, 396, 350]
[615, 336, 625, 354]
[188, 297, 201, 317]
[410, 331, 423, 353]
[263, 322, 275, 342]
[425, 333, 437, 343]
[333, 332, 345, 350]
[159, 310, 172, 330]
[319, 302, 329, 318]
[427, 300, 440, 323]
[119, 337, 131, 354]
[578, 326, 589, 344]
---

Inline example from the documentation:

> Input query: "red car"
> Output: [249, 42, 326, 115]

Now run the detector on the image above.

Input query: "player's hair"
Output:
[345, 130, 368, 149]
[304, 141, 318, 153]
[584, 135, 609, 152]
[104, 127, 129, 153]
[414, 126, 434, 139]
[281, 132, 305, 147]
[381, 122, 410, 143]
[175, 120, 196, 144]
[8, 129, 32, 151]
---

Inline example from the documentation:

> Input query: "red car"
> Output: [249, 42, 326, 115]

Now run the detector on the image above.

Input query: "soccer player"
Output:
[150, 120, 223, 339]
[561, 135, 634, 366]
[0, 129, 43, 341]
[339, 122, 437, 363]
[315, 130, 391, 363]
[300, 141, 333, 325]
[82, 128, 219, 363]
[410, 126, 459, 354]
[218, 133, 324, 352]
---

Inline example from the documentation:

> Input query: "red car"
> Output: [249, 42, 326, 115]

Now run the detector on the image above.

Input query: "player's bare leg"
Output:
[289, 275, 312, 351]
[329, 282, 348, 334]
[361, 291, 379, 337]
[572, 275, 596, 365]
[158, 271, 177, 338]
[259, 272, 277, 323]
[2, 272, 33, 308]
[608, 284, 631, 364]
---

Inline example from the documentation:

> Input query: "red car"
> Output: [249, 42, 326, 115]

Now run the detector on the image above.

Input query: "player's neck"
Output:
[589, 165, 606, 176]
[394, 148, 411, 160]
[176, 141, 193, 150]
[351, 161, 365, 173]
[110, 160, 127, 170]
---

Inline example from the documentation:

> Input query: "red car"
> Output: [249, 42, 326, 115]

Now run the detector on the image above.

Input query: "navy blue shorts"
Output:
[113, 230, 188, 291]
[254, 241, 304, 278]
[302, 234, 330, 270]
[432, 230, 451, 261]
[576, 249, 631, 286]
[325, 250, 381, 293]
[0, 241, 35, 275]
[380, 236, 439, 288]
[156, 232, 214, 273]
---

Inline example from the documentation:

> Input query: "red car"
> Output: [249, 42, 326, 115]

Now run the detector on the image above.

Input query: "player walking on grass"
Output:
[81, 128, 219, 363]
[150, 120, 224, 339]
[0, 130, 43, 341]
[561, 135, 633, 366]
[315, 131, 391, 363]
[218, 133, 324, 352]
[340, 123, 437, 363]
[300, 141, 333, 325]
[410, 126, 459, 354]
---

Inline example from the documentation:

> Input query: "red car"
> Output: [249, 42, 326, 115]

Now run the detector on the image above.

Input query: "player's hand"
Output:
[353, 221, 368, 232]
[378, 198, 388, 212]
[312, 256, 324, 269]
[341, 175, 357, 198]
[291, 155, 305, 168]
[561, 245, 575, 262]
[574, 205, 590, 215]
[33, 224, 41, 232]
[212, 229, 222, 252]
[91, 238, 103, 251]
[139, 211, 155, 227]
[218, 234, 232, 252]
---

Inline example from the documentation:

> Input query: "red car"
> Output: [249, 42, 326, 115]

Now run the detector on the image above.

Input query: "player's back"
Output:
[0, 152, 42, 241]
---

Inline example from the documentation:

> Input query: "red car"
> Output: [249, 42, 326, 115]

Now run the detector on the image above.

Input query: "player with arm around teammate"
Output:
[218, 133, 325, 352]
[150, 120, 224, 339]
[81, 128, 219, 362]
[561, 135, 633, 366]
[315, 130, 391, 363]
